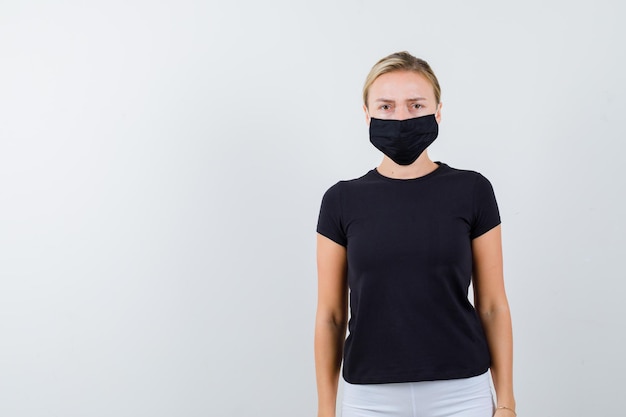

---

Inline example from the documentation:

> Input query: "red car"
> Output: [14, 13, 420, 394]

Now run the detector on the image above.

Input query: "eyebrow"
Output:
[374, 97, 428, 103]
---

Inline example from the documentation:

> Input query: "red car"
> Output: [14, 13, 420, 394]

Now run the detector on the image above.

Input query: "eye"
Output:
[412, 103, 423, 109]
[379, 104, 391, 111]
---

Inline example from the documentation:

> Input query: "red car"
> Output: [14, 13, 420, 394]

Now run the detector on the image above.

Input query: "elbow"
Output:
[476, 301, 510, 321]
[316, 308, 348, 331]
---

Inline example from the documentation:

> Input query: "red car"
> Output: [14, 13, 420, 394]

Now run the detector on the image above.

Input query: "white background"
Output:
[1, 1, 624, 416]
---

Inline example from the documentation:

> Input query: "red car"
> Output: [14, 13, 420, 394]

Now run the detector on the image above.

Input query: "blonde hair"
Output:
[363, 51, 441, 108]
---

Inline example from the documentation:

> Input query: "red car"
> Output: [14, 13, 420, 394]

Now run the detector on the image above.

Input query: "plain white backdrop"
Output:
[1, 1, 624, 416]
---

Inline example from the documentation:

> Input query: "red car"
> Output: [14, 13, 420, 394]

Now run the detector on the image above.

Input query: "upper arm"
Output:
[316, 233, 348, 324]
[471, 225, 507, 313]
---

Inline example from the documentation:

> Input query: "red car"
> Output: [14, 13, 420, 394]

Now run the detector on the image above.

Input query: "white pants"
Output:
[341, 371, 494, 417]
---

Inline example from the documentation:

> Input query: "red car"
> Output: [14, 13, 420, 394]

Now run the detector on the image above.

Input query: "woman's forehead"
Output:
[369, 71, 435, 100]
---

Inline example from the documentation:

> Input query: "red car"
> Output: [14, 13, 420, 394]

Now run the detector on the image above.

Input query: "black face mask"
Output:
[369, 114, 439, 166]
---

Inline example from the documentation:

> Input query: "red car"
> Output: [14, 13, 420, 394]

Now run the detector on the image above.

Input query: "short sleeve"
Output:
[316, 182, 347, 247]
[470, 174, 501, 239]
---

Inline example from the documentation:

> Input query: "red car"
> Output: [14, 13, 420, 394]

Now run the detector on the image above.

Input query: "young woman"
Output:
[315, 52, 515, 417]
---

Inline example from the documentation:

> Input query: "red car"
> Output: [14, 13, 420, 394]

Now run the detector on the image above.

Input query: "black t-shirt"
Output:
[316, 162, 501, 384]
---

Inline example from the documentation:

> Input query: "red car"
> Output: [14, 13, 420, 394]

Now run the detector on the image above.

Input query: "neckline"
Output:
[371, 162, 447, 182]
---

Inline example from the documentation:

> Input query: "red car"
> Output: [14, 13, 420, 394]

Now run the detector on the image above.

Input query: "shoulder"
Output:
[438, 163, 494, 187]
[321, 170, 377, 196]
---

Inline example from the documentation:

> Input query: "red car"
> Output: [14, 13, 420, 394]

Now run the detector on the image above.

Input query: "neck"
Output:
[377, 152, 438, 179]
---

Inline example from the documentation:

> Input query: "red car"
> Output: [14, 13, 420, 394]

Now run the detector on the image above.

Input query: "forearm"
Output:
[314, 317, 346, 417]
[479, 304, 515, 410]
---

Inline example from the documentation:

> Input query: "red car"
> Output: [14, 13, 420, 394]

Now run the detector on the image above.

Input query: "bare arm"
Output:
[472, 225, 516, 415]
[315, 234, 348, 417]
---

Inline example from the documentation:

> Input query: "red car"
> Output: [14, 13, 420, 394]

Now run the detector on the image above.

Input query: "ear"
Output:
[435, 102, 443, 124]
[363, 104, 371, 127]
